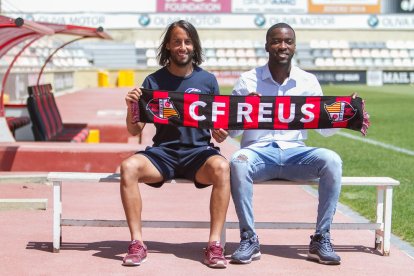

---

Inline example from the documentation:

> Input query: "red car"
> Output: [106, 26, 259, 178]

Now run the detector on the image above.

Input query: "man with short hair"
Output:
[225, 23, 345, 265]
[121, 20, 230, 268]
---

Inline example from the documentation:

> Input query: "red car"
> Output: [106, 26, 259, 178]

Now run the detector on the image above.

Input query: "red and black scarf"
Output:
[132, 89, 370, 135]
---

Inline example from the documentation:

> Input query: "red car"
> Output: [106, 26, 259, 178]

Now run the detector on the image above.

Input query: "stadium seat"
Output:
[363, 58, 374, 67]
[374, 58, 384, 67]
[379, 49, 390, 58]
[383, 58, 393, 67]
[225, 49, 236, 58]
[370, 49, 380, 58]
[402, 58, 412, 66]
[351, 49, 362, 58]
[344, 58, 355, 67]
[227, 57, 238, 67]
[203, 39, 214, 48]
[354, 58, 364, 67]
[314, 57, 325, 66]
[257, 57, 268, 66]
[398, 49, 409, 58]
[145, 49, 156, 58]
[147, 58, 157, 67]
[217, 57, 227, 67]
[332, 49, 342, 57]
[311, 49, 322, 58]
[324, 58, 335, 66]
[341, 49, 351, 57]
[235, 49, 246, 58]
[321, 49, 332, 57]
[255, 48, 267, 57]
[361, 49, 371, 58]
[206, 57, 218, 67]
[245, 48, 256, 58]
[205, 48, 216, 58]
[237, 57, 248, 67]
[334, 58, 345, 67]
[246, 57, 257, 67]
[216, 49, 226, 58]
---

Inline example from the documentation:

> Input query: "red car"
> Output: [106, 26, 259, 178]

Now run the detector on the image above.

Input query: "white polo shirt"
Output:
[228, 63, 339, 149]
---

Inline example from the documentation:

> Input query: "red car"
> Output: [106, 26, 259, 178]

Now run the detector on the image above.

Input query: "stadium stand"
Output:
[3, 36, 414, 74]
[126, 39, 414, 70]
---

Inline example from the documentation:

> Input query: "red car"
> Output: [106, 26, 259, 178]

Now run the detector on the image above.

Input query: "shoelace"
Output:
[128, 241, 145, 256]
[319, 236, 334, 252]
[209, 244, 224, 257]
[236, 238, 252, 252]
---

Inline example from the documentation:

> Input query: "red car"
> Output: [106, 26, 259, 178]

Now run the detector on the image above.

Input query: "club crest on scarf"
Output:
[324, 101, 356, 122]
[146, 97, 179, 120]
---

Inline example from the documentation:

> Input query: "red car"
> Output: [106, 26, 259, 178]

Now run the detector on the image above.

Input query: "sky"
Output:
[3, 0, 155, 13]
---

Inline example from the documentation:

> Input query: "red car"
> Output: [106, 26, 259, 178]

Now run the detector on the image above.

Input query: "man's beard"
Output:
[170, 51, 194, 67]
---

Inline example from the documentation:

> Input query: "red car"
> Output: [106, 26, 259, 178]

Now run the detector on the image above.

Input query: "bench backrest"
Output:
[27, 84, 63, 141]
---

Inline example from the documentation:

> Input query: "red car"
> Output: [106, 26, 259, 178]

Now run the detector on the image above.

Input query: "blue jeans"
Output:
[230, 142, 342, 236]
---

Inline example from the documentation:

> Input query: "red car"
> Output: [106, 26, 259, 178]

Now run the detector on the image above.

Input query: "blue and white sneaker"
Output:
[231, 231, 261, 264]
[308, 232, 341, 265]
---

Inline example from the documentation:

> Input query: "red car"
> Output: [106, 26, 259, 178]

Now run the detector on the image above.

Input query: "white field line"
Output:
[338, 132, 414, 156]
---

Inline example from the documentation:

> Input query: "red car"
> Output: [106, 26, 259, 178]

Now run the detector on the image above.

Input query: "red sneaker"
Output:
[122, 240, 147, 266]
[204, 241, 227, 268]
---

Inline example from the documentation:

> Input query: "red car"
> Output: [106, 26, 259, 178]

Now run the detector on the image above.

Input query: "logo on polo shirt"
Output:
[185, 88, 201, 93]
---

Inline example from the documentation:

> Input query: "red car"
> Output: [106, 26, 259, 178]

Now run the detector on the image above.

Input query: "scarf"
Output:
[131, 89, 370, 135]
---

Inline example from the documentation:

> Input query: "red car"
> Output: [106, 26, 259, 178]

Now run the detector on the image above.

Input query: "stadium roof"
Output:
[0, 15, 111, 59]
[0, 15, 54, 59]
[0, 14, 112, 116]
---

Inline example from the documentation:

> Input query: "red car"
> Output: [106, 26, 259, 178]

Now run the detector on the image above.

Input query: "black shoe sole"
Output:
[230, 252, 261, 264]
[307, 253, 340, 265]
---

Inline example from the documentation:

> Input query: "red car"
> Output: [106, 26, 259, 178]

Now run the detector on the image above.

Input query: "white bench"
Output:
[0, 172, 399, 256]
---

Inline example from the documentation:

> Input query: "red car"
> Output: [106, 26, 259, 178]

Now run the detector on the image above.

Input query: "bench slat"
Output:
[0, 198, 47, 210]
[1, 172, 399, 186]
[0, 172, 49, 184]
[0, 172, 398, 256]
[46, 172, 399, 186]
[61, 219, 381, 230]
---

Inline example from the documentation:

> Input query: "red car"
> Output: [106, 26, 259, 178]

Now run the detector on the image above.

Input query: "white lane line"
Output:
[338, 132, 414, 156]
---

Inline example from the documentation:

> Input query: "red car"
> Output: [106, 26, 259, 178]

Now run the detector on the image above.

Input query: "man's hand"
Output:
[212, 128, 229, 143]
[125, 88, 142, 108]
[125, 88, 145, 132]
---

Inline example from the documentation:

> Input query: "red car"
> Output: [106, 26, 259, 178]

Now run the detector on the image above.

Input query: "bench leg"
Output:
[375, 187, 384, 252]
[383, 186, 393, 256]
[53, 181, 62, 253]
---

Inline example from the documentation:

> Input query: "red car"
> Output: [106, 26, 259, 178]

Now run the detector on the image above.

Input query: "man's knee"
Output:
[316, 149, 342, 180]
[120, 156, 142, 180]
[231, 150, 250, 165]
[230, 151, 250, 173]
[318, 149, 342, 167]
[328, 151, 342, 169]
[211, 158, 230, 178]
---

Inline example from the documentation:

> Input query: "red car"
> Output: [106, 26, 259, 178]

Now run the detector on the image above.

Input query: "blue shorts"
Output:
[137, 145, 223, 188]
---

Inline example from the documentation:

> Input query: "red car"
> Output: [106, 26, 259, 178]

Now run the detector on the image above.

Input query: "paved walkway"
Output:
[1, 88, 413, 275]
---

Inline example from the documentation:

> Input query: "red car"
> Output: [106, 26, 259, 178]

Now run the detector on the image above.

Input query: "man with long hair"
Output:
[120, 20, 230, 268]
